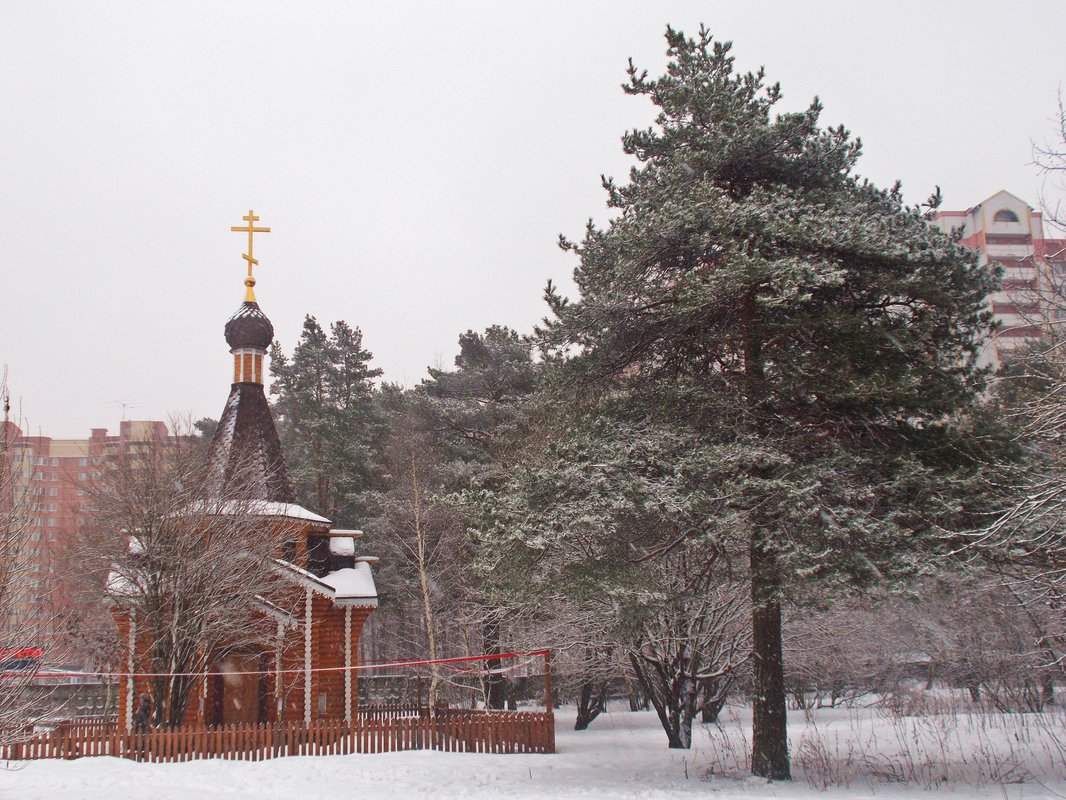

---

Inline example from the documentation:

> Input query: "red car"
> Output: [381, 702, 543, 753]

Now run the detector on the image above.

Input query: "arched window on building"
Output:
[994, 208, 1020, 223]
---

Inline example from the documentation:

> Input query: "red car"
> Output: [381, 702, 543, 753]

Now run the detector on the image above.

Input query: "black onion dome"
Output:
[225, 302, 274, 350]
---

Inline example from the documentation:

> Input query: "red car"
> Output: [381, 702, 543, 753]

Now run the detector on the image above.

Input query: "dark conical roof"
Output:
[225, 302, 274, 350]
[206, 383, 297, 504]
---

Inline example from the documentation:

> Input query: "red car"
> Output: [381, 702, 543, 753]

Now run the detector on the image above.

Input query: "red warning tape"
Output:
[3, 649, 551, 681]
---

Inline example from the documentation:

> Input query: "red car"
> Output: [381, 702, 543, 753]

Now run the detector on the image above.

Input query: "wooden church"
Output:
[112, 212, 378, 728]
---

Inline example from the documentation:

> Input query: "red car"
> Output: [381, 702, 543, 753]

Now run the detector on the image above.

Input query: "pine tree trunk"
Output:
[750, 533, 790, 780]
[743, 290, 790, 780]
[483, 615, 506, 710]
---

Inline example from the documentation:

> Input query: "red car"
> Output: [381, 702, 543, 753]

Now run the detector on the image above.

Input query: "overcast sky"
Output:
[2, 1, 1063, 437]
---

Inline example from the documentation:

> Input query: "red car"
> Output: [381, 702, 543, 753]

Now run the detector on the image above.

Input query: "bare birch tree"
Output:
[371, 403, 465, 709]
[971, 101, 1066, 696]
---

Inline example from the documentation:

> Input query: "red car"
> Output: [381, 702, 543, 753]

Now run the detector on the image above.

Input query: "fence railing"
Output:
[0, 709, 555, 762]
[358, 703, 425, 719]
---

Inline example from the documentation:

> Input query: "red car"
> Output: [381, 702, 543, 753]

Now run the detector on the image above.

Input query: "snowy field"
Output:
[3, 703, 1065, 800]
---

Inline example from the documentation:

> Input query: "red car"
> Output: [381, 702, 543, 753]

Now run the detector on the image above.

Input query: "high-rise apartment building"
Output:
[1, 420, 173, 657]
[930, 190, 1066, 367]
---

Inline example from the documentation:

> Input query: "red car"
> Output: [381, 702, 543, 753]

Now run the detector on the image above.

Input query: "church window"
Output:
[994, 209, 1020, 223]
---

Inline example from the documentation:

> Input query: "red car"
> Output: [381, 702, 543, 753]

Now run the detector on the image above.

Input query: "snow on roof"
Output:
[328, 536, 355, 557]
[320, 563, 377, 603]
[106, 570, 136, 598]
[271, 559, 378, 607]
[212, 500, 331, 525]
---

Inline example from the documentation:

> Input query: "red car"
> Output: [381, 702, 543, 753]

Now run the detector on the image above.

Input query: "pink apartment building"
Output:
[930, 190, 1066, 367]
[1, 420, 173, 658]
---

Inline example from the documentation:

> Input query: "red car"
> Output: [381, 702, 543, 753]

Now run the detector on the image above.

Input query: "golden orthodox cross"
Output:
[231, 210, 271, 302]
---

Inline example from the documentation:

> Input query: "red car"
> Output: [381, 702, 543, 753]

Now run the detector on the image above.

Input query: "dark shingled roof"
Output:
[207, 382, 297, 504]
[225, 301, 275, 351]
[207, 300, 296, 504]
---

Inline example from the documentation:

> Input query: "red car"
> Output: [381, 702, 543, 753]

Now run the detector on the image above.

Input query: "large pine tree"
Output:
[419, 326, 539, 707]
[536, 27, 999, 778]
[270, 316, 383, 524]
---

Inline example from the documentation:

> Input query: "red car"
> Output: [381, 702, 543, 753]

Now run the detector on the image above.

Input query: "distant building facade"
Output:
[0, 419, 174, 655]
[930, 190, 1066, 368]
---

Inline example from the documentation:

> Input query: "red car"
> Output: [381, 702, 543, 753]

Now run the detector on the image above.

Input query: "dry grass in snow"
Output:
[2, 699, 1064, 799]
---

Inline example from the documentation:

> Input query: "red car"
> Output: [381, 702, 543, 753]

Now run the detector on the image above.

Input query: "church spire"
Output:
[205, 210, 296, 504]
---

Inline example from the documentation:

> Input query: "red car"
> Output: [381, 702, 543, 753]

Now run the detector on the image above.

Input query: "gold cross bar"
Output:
[231, 209, 271, 302]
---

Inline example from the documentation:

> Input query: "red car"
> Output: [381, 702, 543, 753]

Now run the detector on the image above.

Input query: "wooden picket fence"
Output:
[0, 709, 555, 762]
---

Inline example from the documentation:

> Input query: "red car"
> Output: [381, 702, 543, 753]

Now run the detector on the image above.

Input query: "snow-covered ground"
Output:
[3, 704, 1064, 799]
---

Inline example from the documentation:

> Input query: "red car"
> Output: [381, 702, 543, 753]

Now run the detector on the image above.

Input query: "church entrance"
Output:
[210, 651, 269, 726]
